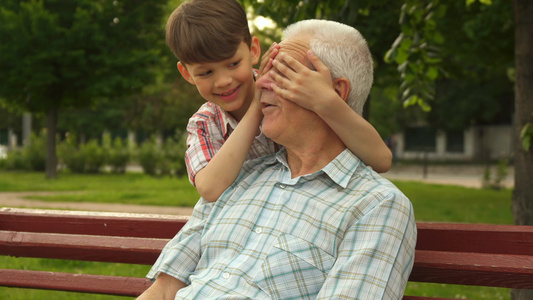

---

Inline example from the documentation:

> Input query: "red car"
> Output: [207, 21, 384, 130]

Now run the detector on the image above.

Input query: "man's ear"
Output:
[333, 77, 350, 101]
[250, 36, 261, 65]
[177, 62, 196, 85]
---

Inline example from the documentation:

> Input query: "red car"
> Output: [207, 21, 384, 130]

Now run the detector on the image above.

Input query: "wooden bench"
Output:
[1, 207, 532, 299]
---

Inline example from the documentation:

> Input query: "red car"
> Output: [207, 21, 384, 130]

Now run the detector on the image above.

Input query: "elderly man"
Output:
[139, 19, 416, 300]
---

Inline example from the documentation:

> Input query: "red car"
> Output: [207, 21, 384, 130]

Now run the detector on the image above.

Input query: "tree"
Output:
[0, 0, 166, 178]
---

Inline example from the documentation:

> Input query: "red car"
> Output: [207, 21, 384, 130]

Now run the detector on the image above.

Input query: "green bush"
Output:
[58, 135, 106, 174]
[82, 139, 106, 173]
[137, 137, 161, 176]
[106, 137, 131, 174]
[162, 134, 187, 177]
[2, 149, 29, 171]
[137, 133, 187, 177]
[23, 132, 46, 172]
[58, 134, 85, 173]
[0, 131, 46, 172]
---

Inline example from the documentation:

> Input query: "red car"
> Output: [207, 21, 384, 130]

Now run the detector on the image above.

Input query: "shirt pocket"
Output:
[254, 234, 335, 299]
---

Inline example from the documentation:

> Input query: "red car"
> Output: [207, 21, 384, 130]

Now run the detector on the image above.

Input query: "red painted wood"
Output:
[410, 250, 533, 289]
[0, 230, 167, 264]
[0, 208, 188, 239]
[402, 297, 467, 300]
[2, 208, 533, 297]
[416, 222, 533, 255]
[0, 269, 151, 296]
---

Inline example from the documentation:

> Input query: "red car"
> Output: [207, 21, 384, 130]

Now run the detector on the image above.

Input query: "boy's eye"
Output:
[229, 60, 241, 67]
[197, 70, 212, 77]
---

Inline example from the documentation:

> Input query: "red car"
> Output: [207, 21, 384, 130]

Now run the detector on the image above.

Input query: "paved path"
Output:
[0, 191, 193, 215]
[0, 164, 513, 215]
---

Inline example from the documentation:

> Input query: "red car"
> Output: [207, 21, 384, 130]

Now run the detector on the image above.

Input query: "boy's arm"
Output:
[194, 98, 263, 202]
[194, 44, 280, 202]
[270, 51, 392, 173]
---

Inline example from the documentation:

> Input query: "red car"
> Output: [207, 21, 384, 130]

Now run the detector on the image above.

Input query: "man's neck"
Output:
[285, 132, 346, 178]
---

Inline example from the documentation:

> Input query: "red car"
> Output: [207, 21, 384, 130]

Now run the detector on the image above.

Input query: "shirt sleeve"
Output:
[146, 198, 214, 284]
[185, 109, 226, 186]
[316, 192, 417, 300]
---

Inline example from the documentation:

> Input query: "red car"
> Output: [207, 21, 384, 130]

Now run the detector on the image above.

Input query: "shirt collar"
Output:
[268, 148, 361, 189]
[214, 104, 238, 138]
[321, 149, 361, 189]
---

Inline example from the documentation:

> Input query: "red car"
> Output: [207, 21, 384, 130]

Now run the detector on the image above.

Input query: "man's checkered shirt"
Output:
[148, 148, 417, 299]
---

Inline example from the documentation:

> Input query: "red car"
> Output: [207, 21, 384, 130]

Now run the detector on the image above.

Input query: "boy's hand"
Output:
[270, 50, 339, 114]
[258, 42, 280, 78]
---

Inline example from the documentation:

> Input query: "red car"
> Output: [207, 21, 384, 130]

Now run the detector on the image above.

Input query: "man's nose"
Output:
[256, 72, 274, 90]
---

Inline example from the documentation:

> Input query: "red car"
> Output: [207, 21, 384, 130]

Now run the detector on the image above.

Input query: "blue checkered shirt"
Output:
[148, 148, 417, 299]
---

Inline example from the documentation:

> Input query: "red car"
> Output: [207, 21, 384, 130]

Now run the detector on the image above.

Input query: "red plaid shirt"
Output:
[185, 102, 279, 185]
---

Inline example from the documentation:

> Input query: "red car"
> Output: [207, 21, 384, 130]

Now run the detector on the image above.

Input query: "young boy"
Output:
[167, 0, 392, 202]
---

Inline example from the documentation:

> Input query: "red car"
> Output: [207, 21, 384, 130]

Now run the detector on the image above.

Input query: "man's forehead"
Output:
[278, 36, 311, 64]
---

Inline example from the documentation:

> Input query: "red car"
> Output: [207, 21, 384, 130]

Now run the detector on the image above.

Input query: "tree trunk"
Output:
[45, 108, 58, 179]
[511, 0, 533, 299]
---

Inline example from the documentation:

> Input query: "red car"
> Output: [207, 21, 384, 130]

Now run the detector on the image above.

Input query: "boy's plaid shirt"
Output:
[184, 102, 278, 185]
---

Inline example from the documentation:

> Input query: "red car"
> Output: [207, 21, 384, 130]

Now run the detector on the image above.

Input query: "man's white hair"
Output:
[283, 19, 373, 115]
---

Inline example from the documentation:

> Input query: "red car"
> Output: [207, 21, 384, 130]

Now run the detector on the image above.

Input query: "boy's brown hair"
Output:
[166, 0, 252, 65]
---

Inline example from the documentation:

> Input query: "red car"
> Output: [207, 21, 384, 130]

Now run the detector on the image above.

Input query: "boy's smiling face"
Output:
[178, 38, 260, 121]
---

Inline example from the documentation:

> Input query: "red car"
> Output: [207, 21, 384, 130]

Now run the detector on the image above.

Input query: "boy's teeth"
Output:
[220, 87, 237, 96]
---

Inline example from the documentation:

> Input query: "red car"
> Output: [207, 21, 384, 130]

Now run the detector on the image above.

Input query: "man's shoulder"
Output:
[241, 153, 278, 174]
[349, 164, 409, 201]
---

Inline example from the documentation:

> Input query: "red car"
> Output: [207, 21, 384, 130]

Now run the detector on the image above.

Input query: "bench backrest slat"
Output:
[0, 230, 166, 264]
[0, 208, 189, 239]
[411, 250, 533, 289]
[416, 222, 533, 255]
[0, 269, 151, 297]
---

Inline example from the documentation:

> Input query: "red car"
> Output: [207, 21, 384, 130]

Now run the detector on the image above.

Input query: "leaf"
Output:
[520, 123, 533, 151]
[426, 66, 439, 80]
[403, 95, 419, 108]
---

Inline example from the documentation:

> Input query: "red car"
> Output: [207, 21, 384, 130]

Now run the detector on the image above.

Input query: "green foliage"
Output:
[385, 0, 513, 120]
[137, 137, 161, 176]
[1, 150, 30, 171]
[0, 0, 167, 175]
[22, 132, 47, 172]
[481, 158, 509, 190]
[520, 116, 533, 152]
[103, 134, 131, 174]
[58, 134, 85, 173]
[161, 134, 187, 177]
[0, 131, 46, 171]
[137, 134, 187, 177]
[58, 135, 106, 174]
[0, 0, 166, 111]
[82, 139, 106, 173]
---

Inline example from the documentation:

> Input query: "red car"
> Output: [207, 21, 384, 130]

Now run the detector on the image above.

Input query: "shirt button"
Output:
[278, 183, 286, 189]
[255, 227, 263, 234]
[223, 272, 230, 279]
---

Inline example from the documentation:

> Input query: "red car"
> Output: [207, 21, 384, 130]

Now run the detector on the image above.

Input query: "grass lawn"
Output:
[0, 171, 200, 207]
[0, 171, 515, 299]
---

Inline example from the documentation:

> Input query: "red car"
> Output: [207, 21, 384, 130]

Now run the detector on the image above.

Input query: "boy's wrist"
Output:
[313, 92, 344, 117]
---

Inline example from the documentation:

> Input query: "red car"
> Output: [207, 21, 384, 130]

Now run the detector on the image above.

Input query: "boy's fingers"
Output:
[307, 50, 327, 73]
[279, 53, 305, 73]
[272, 57, 295, 79]
[272, 84, 292, 101]
[259, 48, 279, 75]
[259, 58, 273, 76]
[270, 70, 294, 93]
